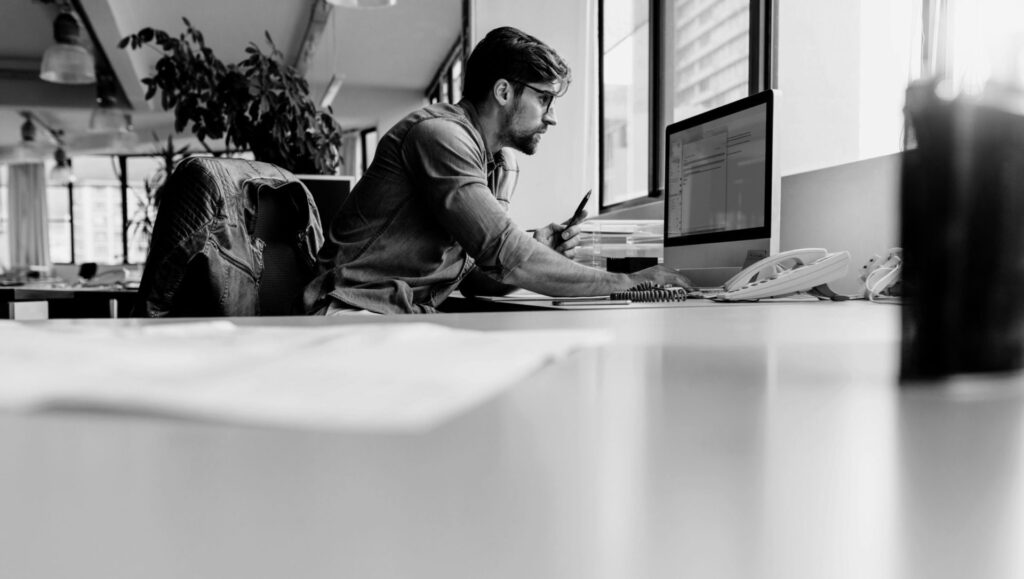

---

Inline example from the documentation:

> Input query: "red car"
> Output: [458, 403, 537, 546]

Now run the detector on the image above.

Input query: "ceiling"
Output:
[0, 0, 462, 159]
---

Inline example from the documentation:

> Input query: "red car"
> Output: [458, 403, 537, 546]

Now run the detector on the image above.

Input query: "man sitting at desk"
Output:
[302, 26, 689, 315]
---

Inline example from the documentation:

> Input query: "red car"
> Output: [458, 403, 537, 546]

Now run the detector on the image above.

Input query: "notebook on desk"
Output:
[472, 288, 708, 310]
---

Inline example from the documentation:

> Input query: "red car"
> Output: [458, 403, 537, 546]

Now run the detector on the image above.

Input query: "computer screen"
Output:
[663, 90, 780, 286]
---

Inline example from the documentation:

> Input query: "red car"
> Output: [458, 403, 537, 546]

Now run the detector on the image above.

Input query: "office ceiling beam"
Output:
[0, 58, 45, 82]
[78, 0, 153, 111]
[0, 59, 94, 108]
[292, 0, 333, 77]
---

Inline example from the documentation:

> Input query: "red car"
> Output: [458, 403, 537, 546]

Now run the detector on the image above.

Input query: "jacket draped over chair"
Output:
[134, 157, 324, 317]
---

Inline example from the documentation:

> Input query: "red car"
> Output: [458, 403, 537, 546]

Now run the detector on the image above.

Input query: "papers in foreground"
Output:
[0, 321, 609, 432]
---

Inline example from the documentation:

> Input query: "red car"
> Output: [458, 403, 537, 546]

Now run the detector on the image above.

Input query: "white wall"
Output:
[779, 153, 902, 294]
[471, 0, 598, 229]
[328, 85, 428, 135]
[777, 0, 916, 175]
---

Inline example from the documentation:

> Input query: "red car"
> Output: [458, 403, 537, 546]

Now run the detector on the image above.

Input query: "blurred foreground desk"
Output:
[0, 285, 137, 319]
[1, 302, 1022, 579]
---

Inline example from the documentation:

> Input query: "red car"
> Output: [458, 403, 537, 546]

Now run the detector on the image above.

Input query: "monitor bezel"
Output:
[663, 90, 776, 248]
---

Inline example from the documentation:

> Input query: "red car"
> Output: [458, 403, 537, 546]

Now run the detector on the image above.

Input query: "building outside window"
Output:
[39, 155, 159, 266]
[72, 180, 123, 264]
[667, 0, 750, 121]
[46, 156, 125, 265]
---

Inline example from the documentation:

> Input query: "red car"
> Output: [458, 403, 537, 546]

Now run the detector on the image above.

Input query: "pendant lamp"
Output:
[49, 147, 76, 186]
[40, 11, 96, 85]
[90, 76, 132, 132]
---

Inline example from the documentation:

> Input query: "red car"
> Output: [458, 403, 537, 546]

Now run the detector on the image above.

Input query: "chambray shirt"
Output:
[302, 102, 537, 314]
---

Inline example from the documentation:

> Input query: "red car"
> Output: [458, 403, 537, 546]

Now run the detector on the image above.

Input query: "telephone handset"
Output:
[717, 248, 851, 301]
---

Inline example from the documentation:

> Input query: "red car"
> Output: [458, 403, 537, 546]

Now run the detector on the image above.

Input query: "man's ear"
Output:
[492, 79, 514, 107]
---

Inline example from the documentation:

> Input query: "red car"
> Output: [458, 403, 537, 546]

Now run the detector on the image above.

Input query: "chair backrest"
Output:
[254, 186, 315, 316]
[298, 175, 354, 235]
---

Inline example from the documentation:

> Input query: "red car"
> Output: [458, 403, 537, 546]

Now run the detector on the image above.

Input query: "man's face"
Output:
[500, 82, 560, 155]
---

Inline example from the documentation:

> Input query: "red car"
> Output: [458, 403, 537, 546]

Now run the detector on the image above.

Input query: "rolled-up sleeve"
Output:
[401, 118, 535, 280]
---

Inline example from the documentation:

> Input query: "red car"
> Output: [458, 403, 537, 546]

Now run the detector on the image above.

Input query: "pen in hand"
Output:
[564, 189, 592, 228]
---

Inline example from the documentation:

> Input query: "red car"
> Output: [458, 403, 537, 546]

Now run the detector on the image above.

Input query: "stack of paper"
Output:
[0, 321, 609, 431]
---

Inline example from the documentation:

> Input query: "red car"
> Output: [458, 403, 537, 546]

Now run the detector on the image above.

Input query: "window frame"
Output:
[360, 128, 379, 173]
[426, 37, 466, 105]
[597, 0, 776, 212]
[50, 151, 241, 266]
[48, 163, 127, 266]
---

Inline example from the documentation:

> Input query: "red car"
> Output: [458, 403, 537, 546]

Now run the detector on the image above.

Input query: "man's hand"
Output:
[534, 209, 588, 258]
[628, 265, 693, 289]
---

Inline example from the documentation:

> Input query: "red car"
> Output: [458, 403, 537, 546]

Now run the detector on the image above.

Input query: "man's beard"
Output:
[500, 106, 545, 155]
[508, 128, 543, 155]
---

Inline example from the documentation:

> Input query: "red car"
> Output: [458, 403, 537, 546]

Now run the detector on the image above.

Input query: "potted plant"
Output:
[129, 133, 188, 236]
[120, 18, 342, 175]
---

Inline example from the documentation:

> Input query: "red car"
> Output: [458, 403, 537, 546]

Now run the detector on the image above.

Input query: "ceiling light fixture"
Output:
[90, 107, 133, 133]
[90, 75, 133, 132]
[17, 112, 75, 183]
[21, 116, 37, 143]
[49, 147, 76, 186]
[326, 0, 397, 8]
[39, 10, 96, 85]
[0, 114, 56, 165]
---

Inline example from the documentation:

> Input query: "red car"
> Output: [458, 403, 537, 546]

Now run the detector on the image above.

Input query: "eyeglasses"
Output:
[516, 82, 560, 115]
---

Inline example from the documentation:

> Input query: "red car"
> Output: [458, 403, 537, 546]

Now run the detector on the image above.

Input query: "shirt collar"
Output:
[458, 100, 509, 173]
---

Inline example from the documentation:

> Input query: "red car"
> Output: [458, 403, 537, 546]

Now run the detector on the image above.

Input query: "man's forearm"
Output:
[502, 244, 632, 296]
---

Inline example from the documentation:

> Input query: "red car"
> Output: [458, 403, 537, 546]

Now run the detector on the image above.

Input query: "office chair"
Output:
[133, 157, 324, 317]
[253, 183, 321, 315]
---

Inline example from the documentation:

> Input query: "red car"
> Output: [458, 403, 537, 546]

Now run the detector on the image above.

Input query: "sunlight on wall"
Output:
[778, 0, 919, 175]
[943, 0, 1024, 94]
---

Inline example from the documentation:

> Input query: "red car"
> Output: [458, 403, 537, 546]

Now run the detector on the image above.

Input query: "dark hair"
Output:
[462, 26, 572, 103]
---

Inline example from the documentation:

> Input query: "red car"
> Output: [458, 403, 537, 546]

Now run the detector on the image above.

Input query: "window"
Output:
[2, 148, 255, 268]
[26, 154, 167, 266]
[600, 0, 651, 207]
[450, 58, 464, 103]
[923, 0, 1024, 98]
[427, 37, 466, 105]
[0, 168, 8, 270]
[439, 77, 451, 104]
[125, 156, 162, 264]
[599, 0, 769, 210]
[47, 178, 73, 264]
[45, 156, 126, 265]
[664, 0, 751, 119]
[73, 182, 124, 265]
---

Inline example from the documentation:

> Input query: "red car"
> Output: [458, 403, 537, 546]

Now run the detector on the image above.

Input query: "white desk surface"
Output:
[2, 302, 1022, 579]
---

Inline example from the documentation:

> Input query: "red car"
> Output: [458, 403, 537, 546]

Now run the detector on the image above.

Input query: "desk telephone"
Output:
[712, 248, 851, 301]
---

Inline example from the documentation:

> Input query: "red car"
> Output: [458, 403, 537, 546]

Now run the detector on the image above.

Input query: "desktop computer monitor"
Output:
[663, 90, 780, 286]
